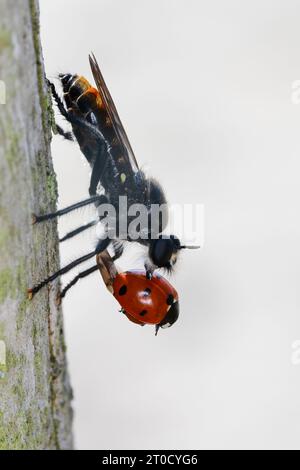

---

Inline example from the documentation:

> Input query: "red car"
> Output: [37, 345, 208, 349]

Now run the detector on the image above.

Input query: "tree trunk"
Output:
[0, 0, 73, 449]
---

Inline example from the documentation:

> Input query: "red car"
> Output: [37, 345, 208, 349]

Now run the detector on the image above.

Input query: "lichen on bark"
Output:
[0, 0, 73, 449]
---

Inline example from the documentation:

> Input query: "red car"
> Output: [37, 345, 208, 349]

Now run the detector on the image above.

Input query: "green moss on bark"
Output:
[0, 29, 11, 50]
[29, 0, 51, 141]
[0, 268, 16, 303]
[0, 0, 73, 450]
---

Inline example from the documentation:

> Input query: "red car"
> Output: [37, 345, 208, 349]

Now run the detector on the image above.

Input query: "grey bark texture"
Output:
[0, 0, 73, 449]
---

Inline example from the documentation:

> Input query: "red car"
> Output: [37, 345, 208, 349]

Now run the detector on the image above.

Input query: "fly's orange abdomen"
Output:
[59, 73, 115, 164]
[60, 75, 112, 133]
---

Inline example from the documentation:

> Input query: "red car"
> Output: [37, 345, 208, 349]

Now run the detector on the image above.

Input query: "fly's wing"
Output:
[89, 53, 139, 173]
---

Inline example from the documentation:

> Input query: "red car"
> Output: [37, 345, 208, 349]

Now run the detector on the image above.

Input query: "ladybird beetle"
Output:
[96, 252, 179, 335]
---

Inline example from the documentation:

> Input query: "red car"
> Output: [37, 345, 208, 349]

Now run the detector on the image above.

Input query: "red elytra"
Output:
[113, 270, 178, 326]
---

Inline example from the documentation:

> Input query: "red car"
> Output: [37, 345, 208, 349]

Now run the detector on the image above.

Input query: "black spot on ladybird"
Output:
[139, 310, 147, 316]
[166, 294, 174, 305]
[119, 285, 127, 296]
[143, 288, 151, 296]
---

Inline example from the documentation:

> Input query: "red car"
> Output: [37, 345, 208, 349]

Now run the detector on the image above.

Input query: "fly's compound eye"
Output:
[149, 235, 181, 268]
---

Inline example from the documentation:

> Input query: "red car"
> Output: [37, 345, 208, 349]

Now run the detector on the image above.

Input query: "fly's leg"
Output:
[48, 78, 114, 197]
[144, 260, 155, 280]
[89, 147, 110, 196]
[55, 123, 73, 141]
[28, 237, 111, 298]
[111, 240, 124, 261]
[58, 190, 110, 242]
[58, 264, 99, 303]
[46, 80, 73, 140]
[32, 194, 107, 224]
[48, 79, 110, 152]
[47, 78, 69, 120]
[59, 219, 98, 242]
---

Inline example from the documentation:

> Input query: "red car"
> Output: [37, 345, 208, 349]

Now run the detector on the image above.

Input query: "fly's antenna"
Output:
[179, 245, 201, 250]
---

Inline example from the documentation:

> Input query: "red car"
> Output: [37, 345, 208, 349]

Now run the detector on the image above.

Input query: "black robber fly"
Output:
[29, 55, 199, 301]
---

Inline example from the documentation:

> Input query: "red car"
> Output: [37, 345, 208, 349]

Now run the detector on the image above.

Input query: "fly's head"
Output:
[149, 235, 181, 272]
[148, 235, 201, 275]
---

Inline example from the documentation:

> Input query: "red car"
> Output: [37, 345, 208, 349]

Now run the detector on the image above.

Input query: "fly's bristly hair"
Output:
[28, 55, 197, 312]
[53, 64, 174, 266]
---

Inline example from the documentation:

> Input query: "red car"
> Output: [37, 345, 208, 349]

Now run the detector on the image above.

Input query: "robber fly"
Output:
[28, 55, 199, 301]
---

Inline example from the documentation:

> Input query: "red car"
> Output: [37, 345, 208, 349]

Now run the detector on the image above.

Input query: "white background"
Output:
[40, 0, 300, 449]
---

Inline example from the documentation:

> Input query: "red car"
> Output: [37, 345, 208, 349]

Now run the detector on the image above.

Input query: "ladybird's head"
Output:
[155, 300, 179, 335]
[149, 235, 200, 271]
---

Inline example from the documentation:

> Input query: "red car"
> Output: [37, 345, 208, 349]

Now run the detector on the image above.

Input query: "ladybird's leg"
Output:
[58, 264, 99, 302]
[28, 237, 111, 298]
[32, 194, 106, 224]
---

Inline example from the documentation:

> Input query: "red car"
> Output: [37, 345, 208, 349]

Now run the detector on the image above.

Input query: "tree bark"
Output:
[0, 0, 73, 449]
